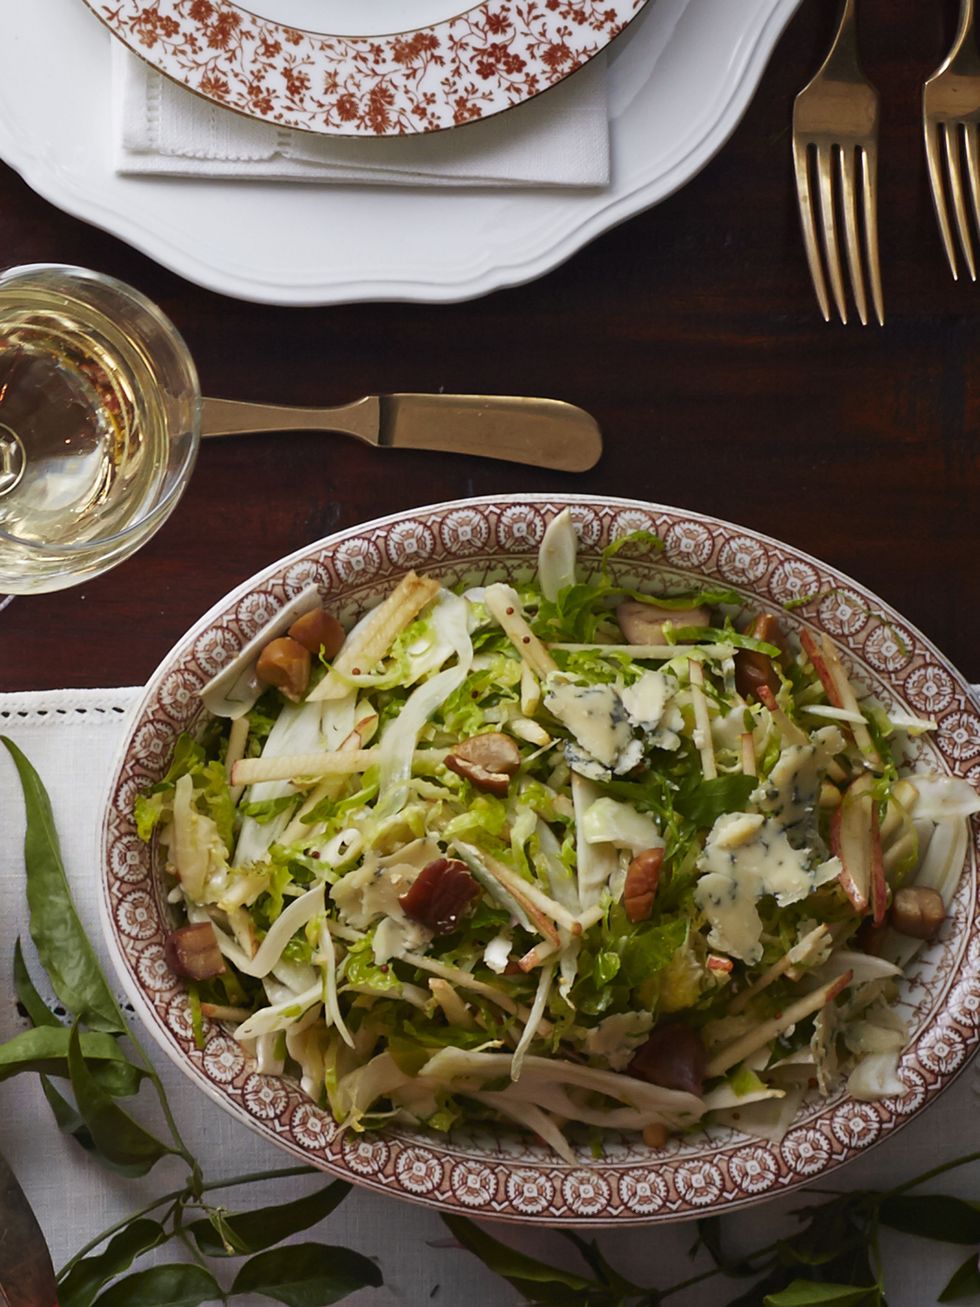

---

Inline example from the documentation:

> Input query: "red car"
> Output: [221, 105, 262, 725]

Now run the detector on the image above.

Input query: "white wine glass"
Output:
[0, 264, 201, 595]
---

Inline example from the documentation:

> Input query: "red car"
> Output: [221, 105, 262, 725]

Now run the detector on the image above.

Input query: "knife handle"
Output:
[201, 396, 381, 442]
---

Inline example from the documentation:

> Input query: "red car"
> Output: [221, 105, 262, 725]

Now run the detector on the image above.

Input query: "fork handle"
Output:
[954, 0, 975, 53]
[821, 0, 860, 75]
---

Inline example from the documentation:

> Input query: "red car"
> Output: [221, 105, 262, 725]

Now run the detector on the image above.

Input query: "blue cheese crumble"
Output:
[694, 812, 841, 964]
[750, 744, 820, 848]
[544, 670, 681, 780]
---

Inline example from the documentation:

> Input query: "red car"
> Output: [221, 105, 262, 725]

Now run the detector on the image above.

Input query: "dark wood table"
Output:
[1, 0, 977, 691]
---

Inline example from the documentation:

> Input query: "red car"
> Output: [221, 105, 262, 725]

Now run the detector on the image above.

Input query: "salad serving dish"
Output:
[101, 495, 980, 1225]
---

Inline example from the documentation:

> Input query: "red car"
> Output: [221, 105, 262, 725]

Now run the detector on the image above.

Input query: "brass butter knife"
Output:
[0, 1149, 58, 1307]
[201, 394, 602, 473]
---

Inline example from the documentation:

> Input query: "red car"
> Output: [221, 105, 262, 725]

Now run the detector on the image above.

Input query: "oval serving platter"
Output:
[101, 495, 980, 1225]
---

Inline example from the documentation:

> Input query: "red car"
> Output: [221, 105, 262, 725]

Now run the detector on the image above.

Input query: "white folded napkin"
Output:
[112, 42, 609, 187]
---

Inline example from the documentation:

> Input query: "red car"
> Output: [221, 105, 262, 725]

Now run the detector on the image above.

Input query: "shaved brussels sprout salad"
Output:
[138, 513, 980, 1160]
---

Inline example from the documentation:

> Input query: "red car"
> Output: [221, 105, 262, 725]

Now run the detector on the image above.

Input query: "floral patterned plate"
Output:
[82, 0, 648, 137]
[100, 495, 980, 1225]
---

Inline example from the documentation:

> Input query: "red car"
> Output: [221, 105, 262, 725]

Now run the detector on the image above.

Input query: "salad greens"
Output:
[139, 511, 980, 1161]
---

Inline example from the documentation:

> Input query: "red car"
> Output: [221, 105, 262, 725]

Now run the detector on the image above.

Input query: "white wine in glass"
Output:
[0, 265, 200, 595]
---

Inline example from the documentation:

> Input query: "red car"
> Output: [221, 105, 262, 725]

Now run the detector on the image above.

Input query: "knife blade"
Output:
[201, 393, 602, 473]
[0, 1149, 58, 1307]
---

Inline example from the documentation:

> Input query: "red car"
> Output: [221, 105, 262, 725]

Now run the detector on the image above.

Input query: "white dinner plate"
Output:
[0, 0, 801, 304]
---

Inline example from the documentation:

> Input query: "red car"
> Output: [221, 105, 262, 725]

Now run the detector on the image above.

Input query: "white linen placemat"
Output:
[1, 685, 979, 1305]
[113, 44, 610, 187]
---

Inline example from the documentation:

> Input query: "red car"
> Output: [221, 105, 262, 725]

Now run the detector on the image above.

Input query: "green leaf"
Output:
[442, 1215, 598, 1298]
[623, 586, 742, 611]
[879, 1194, 980, 1245]
[674, 773, 756, 827]
[133, 792, 166, 843]
[58, 1219, 168, 1307]
[671, 626, 781, 655]
[0, 1026, 142, 1096]
[619, 916, 687, 989]
[13, 937, 61, 1028]
[593, 951, 621, 987]
[764, 1282, 879, 1307]
[231, 1242, 382, 1305]
[188, 1180, 351, 1257]
[66, 1023, 172, 1178]
[39, 1074, 94, 1150]
[695, 1214, 770, 1278]
[2, 738, 126, 1034]
[195, 759, 236, 854]
[186, 983, 205, 1052]
[778, 1196, 867, 1273]
[939, 1253, 980, 1302]
[725, 1269, 797, 1307]
[241, 795, 298, 824]
[90, 1264, 220, 1307]
[557, 1232, 643, 1297]
[88, 1061, 144, 1099]
[601, 529, 664, 564]
[344, 936, 402, 994]
[389, 1022, 494, 1076]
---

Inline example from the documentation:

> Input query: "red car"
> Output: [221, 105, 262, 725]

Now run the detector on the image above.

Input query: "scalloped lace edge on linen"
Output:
[0, 687, 142, 721]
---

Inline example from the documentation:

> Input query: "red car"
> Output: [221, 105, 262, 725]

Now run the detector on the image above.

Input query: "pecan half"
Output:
[445, 731, 521, 795]
[164, 922, 227, 981]
[623, 847, 664, 922]
[642, 1122, 669, 1149]
[628, 1024, 707, 1097]
[891, 886, 945, 940]
[734, 612, 782, 701]
[256, 636, 311, 701]
[288, 607, 346, 660]
[398, 857, 480, 935]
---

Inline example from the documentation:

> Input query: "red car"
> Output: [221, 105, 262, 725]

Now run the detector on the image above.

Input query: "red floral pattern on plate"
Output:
[100, 495, 980, 1225]
[86, 0, 647, 138]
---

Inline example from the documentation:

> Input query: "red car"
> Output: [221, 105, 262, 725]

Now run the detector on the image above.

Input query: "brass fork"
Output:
[924, 0, 980, 280]
[792, 0, 883, 325]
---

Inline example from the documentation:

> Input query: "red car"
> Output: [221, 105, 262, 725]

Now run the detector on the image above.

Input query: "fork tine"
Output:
[925, 118, 959, 280]
[838, 146, 869, 326]
[943, 122, 977, 281]
[816, 144, 848, 324]
[858, 146, 884, 325]
[793, 135, 832, 322]
[963, 122, 980, 256]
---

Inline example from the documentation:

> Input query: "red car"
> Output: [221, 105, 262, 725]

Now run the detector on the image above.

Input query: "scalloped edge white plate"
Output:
[0, 0, 800, 304]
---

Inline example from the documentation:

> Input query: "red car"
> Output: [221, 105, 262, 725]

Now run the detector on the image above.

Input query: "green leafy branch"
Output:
[443, 1150, 980, 1306]
[1, 737, 382, 1307]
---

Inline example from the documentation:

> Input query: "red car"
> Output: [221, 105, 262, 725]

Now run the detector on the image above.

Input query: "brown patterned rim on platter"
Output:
[100, 495, 980, 1225]
[85, 0, 648, 137]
